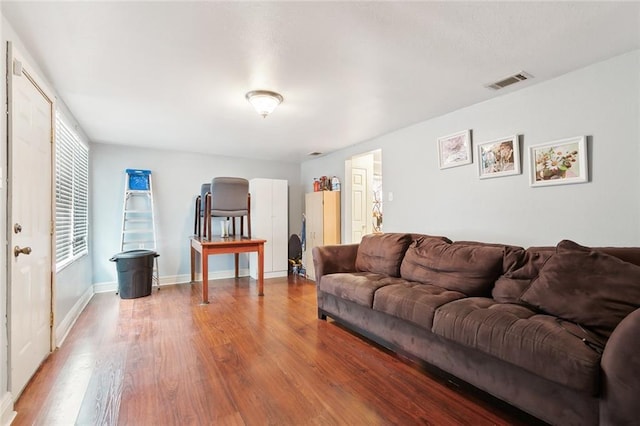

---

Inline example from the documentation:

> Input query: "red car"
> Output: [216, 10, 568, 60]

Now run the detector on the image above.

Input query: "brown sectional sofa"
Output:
[313, 233, 640, 425]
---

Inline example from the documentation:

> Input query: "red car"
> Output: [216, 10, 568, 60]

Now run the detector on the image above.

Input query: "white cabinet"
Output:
[304, 191, 341, 281]
[249, 178, 288, 279]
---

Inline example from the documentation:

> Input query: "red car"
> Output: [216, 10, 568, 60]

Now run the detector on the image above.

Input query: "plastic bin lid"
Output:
[110, 249, 158, 260]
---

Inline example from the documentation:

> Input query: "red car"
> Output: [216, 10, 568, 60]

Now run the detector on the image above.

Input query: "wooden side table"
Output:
[190, 236, 266, 304]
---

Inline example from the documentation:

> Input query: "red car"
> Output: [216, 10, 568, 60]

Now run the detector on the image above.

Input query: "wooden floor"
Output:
[13, 276, 535, 425]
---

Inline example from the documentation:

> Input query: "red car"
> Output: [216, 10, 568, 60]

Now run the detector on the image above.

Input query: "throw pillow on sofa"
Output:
[400, 238, 505, 296]
[355, 233, 414, 277]
[520, 240, 640, 339]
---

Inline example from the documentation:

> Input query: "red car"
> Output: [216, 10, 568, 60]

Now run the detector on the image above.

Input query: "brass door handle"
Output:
[14, 246, 32, 257]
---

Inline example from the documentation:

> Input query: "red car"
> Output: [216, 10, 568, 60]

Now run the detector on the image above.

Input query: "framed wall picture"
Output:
[529, 136, 588, 187]
[478, 135, 520, 179]
[438, 129, 472, 169]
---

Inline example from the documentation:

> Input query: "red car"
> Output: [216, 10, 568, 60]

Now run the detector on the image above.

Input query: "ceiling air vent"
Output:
[486, 71, 533, 90]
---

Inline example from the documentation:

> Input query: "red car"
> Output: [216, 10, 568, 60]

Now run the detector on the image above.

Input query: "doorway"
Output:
[344, 149, 382, 244]
[7, 43, 55, 398]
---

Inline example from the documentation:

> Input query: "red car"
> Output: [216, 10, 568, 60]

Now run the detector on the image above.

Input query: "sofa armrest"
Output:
[600, 307, 640, 425]
[312, 244, 359, 285]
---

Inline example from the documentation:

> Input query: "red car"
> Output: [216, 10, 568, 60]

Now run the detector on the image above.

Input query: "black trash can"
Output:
[109, 249, 159, 299]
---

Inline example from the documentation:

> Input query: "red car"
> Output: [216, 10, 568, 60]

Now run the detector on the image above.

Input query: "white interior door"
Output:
[351, 167, 368, 243]
[351, 152, 375, 242]
[8, 44, 55, 397]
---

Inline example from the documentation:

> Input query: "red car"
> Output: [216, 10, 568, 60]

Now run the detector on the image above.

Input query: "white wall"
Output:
[302, 50, 640, 247]
[91, 143, 303, 285]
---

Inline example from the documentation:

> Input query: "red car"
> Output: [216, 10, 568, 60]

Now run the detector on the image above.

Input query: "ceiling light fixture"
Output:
[245, 90, 284, 118]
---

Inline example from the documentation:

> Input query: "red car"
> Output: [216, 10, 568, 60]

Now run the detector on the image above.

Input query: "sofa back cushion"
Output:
[494, 244, 640, 304]
[400, 238, 506, 296]
[492, 247, 554, 303]
[519, 240, 640, 339]
[453, 240, 525, 272]
[355, 233, 414, 277]
[409, 233, 452, 244]
[597, 247, 640, 266]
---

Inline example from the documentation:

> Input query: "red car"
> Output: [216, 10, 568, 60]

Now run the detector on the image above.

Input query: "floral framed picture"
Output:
[529, 136, 588, 187]
[438, 129, 472, 169]
[478, 135, 520, 179]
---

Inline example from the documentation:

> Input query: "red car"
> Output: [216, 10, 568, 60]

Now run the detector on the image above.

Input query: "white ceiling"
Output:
[3, 1, 640, 163]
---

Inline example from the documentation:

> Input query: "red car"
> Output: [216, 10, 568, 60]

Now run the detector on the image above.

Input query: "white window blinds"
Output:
[55, 112, 89, 270]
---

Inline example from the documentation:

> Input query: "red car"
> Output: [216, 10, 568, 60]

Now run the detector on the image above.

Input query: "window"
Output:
[55, 112, 89, 270]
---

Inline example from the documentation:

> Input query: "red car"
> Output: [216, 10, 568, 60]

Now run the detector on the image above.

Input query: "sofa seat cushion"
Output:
[320, 273, 403, 308]
[432, 298, 602, 395]
[355, 233, 414, 276]
[372, 282, 466, 330]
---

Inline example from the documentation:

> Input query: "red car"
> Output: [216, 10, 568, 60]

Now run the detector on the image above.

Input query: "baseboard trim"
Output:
[0, 392, 16, 426]
[250, 270, 288, 280]
[190, 269, 250, 283]
[55, 285, 94, 347]
[93, 270, 251, 294]
[93, 281, 118, 294]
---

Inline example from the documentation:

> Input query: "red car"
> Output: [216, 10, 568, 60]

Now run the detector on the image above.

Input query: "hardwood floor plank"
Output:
[74, 341, 126, 425]
[12, 277, 539, 425]
[32, 352, 94, 425]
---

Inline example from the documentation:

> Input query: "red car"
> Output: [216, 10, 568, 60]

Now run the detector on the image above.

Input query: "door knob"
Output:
[14, 223, 22, 233]
[14, 246, 32, 257]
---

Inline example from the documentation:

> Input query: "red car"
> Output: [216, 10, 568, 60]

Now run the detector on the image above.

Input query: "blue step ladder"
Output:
[120, 169, 159, 289]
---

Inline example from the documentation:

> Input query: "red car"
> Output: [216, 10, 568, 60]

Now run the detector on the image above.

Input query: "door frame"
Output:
[6, 41, 56, 396]
[344, 149, 381, 244]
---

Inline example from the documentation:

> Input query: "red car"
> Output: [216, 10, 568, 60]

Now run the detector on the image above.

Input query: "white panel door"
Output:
[254, 179, 273, 270]
[271, 179, 288, 273]
[351, 167, 367, 243]
[249, 179, 288, 279]
[250, 179, 271, 278]
[304, 192, 323, 280]
[8, 45, 55, 397]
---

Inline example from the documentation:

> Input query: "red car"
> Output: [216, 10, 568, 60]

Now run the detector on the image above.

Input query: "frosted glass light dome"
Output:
[245, 90, 284, 118]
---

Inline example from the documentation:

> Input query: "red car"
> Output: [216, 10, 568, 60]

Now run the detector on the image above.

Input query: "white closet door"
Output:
[271, 179, 289, 273]
[249, 178, 288, 279]
[304, 192, 323, 280]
